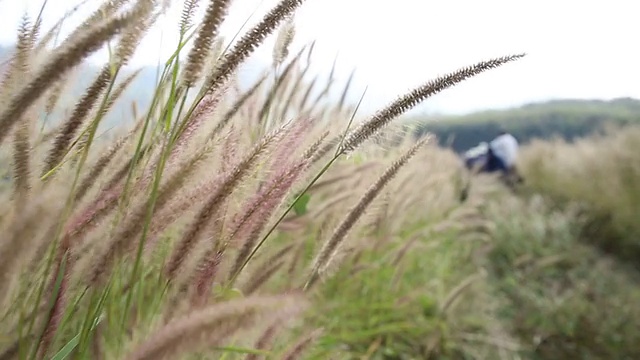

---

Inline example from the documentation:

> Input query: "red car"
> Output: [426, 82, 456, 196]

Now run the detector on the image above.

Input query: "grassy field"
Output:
[0, 1, 639, 359]
[487, 124, 640, 359]
[517, 125, 640, 265]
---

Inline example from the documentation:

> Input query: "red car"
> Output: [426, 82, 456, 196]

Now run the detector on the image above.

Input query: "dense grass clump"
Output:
[483, 193, 640, 359]
[517, 125, 640, 265]
[0, 0, 526, 359]
[467, 126, 640, 359]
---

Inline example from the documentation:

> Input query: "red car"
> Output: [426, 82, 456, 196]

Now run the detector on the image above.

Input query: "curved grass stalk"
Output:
[226, 87, 369, 287]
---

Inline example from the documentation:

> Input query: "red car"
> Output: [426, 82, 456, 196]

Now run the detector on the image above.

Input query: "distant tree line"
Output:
[411, 98, 640, 153]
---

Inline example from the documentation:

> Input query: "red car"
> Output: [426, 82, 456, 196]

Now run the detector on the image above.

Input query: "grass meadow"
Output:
[0, 0, 638, 359]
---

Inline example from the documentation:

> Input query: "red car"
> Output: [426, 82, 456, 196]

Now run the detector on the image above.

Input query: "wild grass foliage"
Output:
[517, 124, 640, 265]
[464, 126, 640, 359]
[483, 193, 640, 359]
[0, 0, 524, 359]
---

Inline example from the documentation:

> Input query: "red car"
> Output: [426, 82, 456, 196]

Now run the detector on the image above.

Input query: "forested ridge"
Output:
[412, 97, 640, 152]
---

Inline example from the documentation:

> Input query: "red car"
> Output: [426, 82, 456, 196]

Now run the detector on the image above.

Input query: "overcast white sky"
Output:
[1, 0, 639, 115]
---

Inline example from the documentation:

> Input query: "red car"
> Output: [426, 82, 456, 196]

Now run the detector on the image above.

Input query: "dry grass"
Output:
[517, 124, 640, 264]
[483, 192, 640, 359]
[0, 0, 530, 359]
[2, 1, 639, 358]
[456, 125, 640, 359]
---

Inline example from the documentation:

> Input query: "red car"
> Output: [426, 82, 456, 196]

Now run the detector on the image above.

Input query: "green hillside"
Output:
[412, 98, 640, 153]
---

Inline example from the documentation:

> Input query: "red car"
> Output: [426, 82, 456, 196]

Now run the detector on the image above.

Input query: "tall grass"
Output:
[517, 124, 640, 265]
[460, 124, 640, 359]
[483, 192, 640, 359]
[0, 0, 525, 359]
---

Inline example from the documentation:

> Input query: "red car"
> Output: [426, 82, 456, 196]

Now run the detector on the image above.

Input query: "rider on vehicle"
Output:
[487, 129, 518, 174]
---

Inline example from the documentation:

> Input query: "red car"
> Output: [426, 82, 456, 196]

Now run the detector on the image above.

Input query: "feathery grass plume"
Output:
[45, 9, 157, 175]
[63, 136, 147, 243]
[203, 36, 225, 72]
[241, 244, 294, 295]
[28, 8, 43, 47]
[304, 135, 433, 290]
[12, 110, 34, 209]
[113, 6, 160, 66]
[203, 0, 309, 95]
[181, 0, 232, 88]
[295, 73, 318, 113]
[220, 124, 239, 170]
[62, 149, 151, 253]
[246, 321, 280, 360]
[71, 84, 143, 181]
[33, 0, 93, 52]
[43, 80, 64, 116]
[36, 251, 71, 359]
[305, 55, 338, 114]
[305, 191, 351, 219]
[440, 270, 487, 314]
[244, 261, 285, 295]
[10, 16, 36, 207]
[62, 183, 123, 254]
[226, 130, 322, 279]
[227, 159, 309, 278]
[285, 240, 305, 278]
[302, 129, 330, 159]
[144, 178, 215, 251]
[175, 132, 237, 286]
[73, 69, 144, 160]
[135, 85, 227, 208]
[309, 134, 340, 163]
[0, 195, 54, 308]
[179, 0, 200, 36]
[373, 190, 391, 230]
[100, 142, 152, 198]
[267, 117, 312, 173]
[191, 247, 224, 306]
[273, 16, 295, 66]
[139, 83, 226, 188]
[169, 90, 223, 162]
[89, 142, 214, 285]
[280, 328, 324, 360]
[58, 0, 132, 47]
[41, 66, 111, 176]
[339, 54, 525, 154]
[143, 125, 232, 249]
[123, 294, 307, 360]
[258, 47, 306, 123]
[143, 126, 231, 252]
[336, 68, 356, 113]
[0, 15, 32, 101]
[277, 54, 312, 119]
[99, 68, 143, 117]
[225, 133, 328, 284]
[0, 0, 153, 146]
[209, 73, 268, 138]
[164, 122, 291, 280]
[391, 230, 428, 267]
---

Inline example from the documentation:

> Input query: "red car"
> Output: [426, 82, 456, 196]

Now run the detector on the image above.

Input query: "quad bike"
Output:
[460, 145, 525, 200]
